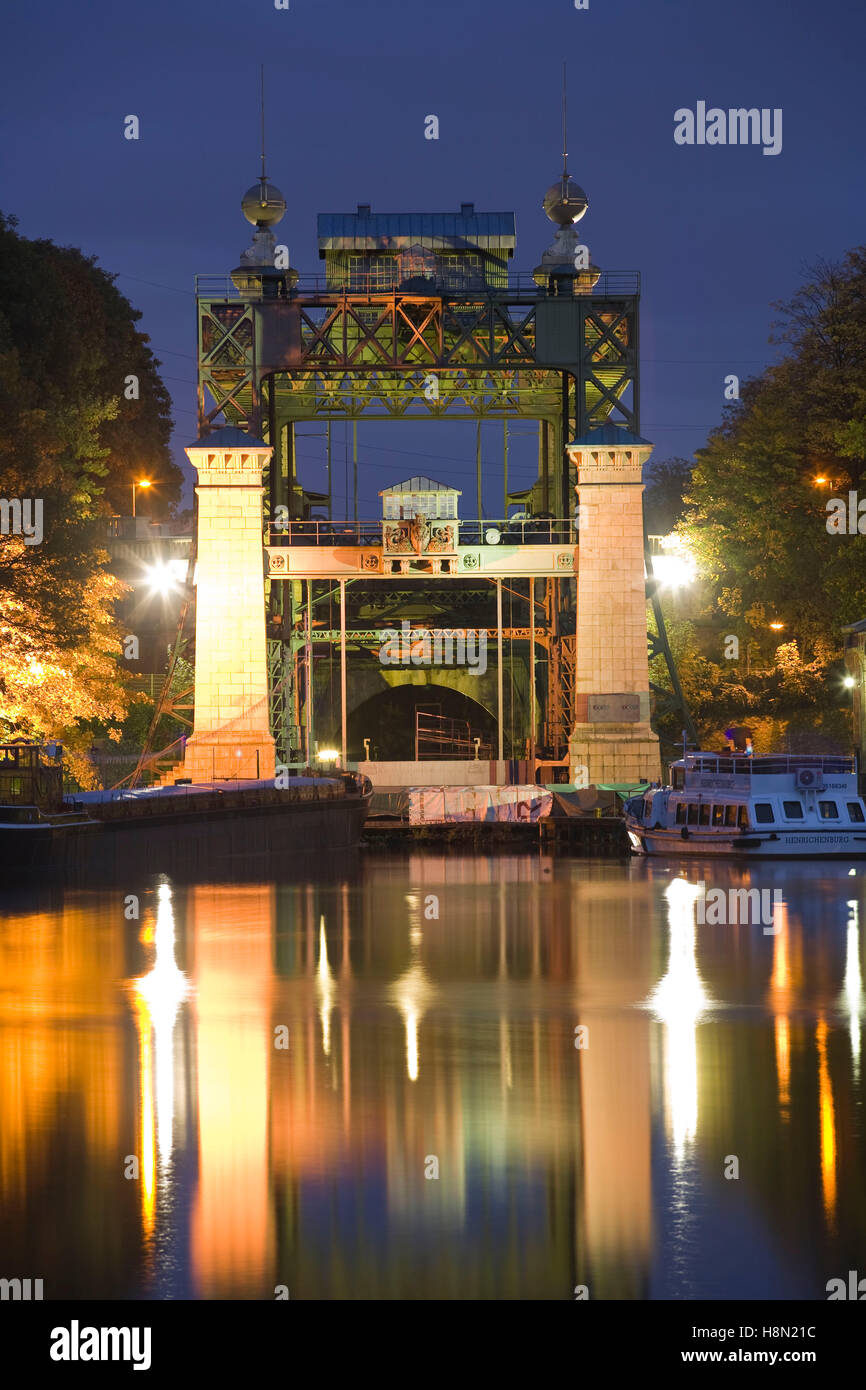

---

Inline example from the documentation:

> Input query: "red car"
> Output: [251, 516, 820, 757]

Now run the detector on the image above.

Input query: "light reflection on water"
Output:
[1, 853, 865, 1300]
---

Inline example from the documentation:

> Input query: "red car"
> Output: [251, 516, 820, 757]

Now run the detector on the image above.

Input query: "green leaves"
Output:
[0, 213, 181, 764]
[682, 246, 866, 655]
[0, 211, 181, 517]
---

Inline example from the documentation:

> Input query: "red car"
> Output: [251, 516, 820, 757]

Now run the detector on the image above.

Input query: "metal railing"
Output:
[415, 709, 491, 761]
[458, 518, 575, 545]
[268, 518, 576, 546]
[683, 753, 856, 775]
[196, 270, 640, 302]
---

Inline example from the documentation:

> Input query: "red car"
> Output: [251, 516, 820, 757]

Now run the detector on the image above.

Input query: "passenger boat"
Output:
[0, 742, 372, 869]
[624, 751, 866, 858]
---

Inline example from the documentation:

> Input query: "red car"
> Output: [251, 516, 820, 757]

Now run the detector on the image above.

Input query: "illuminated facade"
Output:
[172, 156, 677, 783]
[181, 429, 276, 783]
[568, 426, 660, 783]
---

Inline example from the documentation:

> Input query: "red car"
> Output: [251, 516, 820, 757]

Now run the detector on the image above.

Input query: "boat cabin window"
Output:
[687, 804, 700, 825]
[712, 804, 724, 826]
[644, 798, 652, 818]
[699, 804, 711, 826]
[847, 802, 866, 823]
[783, 800, 804, 820]
[724, 805, 738, 827]
[818, 800, 839, 820]
[738, 806, 749, 829]
[672, 768, 684, 790]
[754, 803, 774, 824]
[675, 802, 687, 824]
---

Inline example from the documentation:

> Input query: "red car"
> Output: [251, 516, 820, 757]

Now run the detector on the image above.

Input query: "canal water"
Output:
[1, 850, 864, 1301]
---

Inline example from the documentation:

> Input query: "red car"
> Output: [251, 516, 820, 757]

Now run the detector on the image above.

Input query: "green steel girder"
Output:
[267, 636, 291, 763]
[267, 368, 563, 422]
[198, 288, 639, 438]
[206, 369, 576, 426]
[199, 285, 639, 525]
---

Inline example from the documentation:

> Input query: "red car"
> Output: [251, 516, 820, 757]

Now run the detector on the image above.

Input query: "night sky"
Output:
[3, 0, 864, 514]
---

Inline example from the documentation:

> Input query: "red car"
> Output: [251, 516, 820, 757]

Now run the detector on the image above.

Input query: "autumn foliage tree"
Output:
[0, 213, 178, 783]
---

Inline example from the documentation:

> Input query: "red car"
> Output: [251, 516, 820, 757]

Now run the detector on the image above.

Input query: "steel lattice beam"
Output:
[197, 287, 639, 441]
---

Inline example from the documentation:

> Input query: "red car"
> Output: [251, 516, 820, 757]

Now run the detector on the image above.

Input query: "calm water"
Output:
[1, 849, 865, 1300]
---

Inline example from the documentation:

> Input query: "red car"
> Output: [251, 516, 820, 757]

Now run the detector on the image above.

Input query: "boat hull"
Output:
[0, 788, 371, 873]
[626, 821, 866, 859]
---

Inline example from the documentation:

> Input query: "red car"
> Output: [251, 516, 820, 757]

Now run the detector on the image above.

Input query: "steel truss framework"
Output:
[197, 283, 639, 520]
[195, 269, 648, 762]
[263, 572, 576, 762]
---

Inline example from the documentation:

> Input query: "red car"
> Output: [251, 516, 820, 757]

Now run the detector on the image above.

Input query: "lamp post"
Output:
[843, 673, 856, 747]
[132, 479, 152, 518]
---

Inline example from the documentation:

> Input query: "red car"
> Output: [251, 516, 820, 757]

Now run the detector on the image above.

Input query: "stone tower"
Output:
[568, 425, 661, 786]
[181, 427, 276, 783]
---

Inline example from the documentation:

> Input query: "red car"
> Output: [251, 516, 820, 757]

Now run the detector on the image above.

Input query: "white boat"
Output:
[624, 752, 866, 858]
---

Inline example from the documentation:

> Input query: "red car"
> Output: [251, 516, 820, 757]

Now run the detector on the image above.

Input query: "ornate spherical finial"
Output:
[241, 179, 287, 228]
[543, 176, 589, 227]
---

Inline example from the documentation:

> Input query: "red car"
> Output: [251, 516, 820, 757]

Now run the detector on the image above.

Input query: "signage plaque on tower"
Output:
[587, 694, 641, 723]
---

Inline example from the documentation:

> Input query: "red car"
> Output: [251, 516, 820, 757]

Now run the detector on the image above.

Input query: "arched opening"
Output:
[349, 684, 497, 761]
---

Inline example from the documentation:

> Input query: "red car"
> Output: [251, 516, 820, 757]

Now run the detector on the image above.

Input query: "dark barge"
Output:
[0, 742, 372, 870]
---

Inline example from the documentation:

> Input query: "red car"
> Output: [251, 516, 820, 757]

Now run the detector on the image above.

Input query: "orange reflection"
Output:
[0, 900, 131, 1209]
[815, 1017, 837, 1231]
[578, 875, 654, 1295]
[769, 903, 791, 1115]
[770, 902, 790, 995]
[189, 885, 274, 1297]
[131, 993, 156, 1238]
[775, 1016, 791, 1112]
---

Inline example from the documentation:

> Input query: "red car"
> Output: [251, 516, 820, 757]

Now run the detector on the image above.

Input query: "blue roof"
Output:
[318, 208, 515, 255]
[570, 424, 653, 448]
[186, 426, 268, 449]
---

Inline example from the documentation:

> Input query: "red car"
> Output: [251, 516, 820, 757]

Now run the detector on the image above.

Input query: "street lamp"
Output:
[143, 559, 187, 596]
[132, 479, 152, 517]
[650, 534, 697, 591]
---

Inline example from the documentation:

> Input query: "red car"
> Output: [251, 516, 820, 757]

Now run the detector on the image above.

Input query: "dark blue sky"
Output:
[3, 0, 864, 515]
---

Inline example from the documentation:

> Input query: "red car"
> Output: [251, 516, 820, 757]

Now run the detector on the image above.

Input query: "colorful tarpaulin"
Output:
[407, 785, 552, 825]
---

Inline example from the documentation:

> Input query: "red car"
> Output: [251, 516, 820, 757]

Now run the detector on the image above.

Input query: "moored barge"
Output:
[0, 742, 372, 869]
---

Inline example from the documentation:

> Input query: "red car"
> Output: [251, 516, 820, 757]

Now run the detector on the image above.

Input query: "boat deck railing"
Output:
[677, 752, 856, 777]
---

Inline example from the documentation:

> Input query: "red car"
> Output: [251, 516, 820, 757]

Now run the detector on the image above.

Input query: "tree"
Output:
[0, 214, 179, 782]
[0, 350, 131, 783]
[0, 212, 180, 518]
[681, 246, 866, 658]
